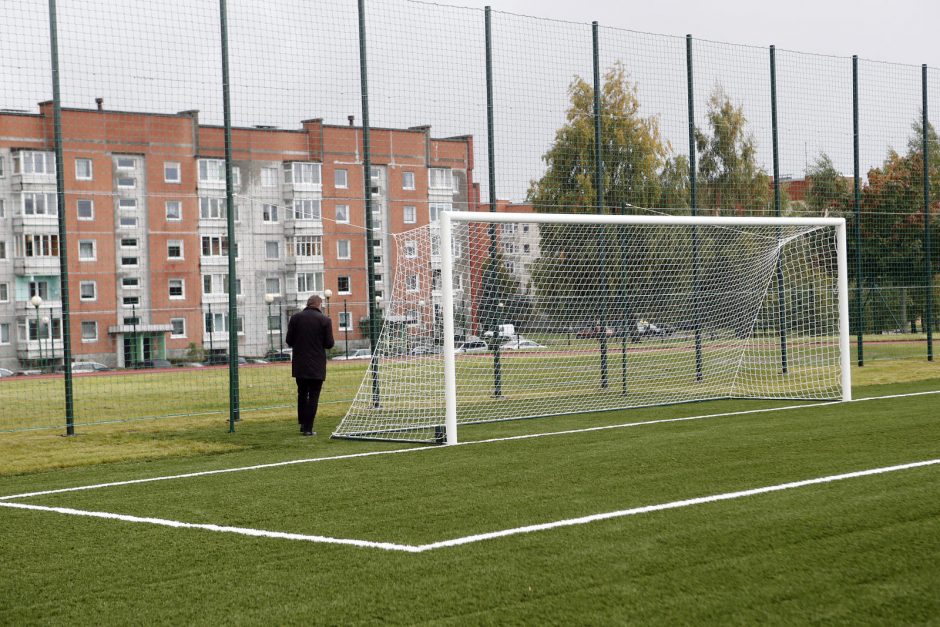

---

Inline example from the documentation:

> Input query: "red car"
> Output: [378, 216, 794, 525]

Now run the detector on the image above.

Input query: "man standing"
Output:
[285, 294, 335, 436]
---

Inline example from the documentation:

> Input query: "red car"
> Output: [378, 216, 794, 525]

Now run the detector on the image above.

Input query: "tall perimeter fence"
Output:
[0, 0, 936, 434]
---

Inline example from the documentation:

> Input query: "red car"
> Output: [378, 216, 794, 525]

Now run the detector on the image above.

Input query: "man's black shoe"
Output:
[302, 431, 316, 436]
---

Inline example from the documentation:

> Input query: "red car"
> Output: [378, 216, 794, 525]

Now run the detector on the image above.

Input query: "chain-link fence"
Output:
[0, 0, 936, 433]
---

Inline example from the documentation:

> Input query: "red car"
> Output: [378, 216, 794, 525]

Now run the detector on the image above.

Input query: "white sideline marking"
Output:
[2, 388, 939, 502]
[1, 458, 937, 553]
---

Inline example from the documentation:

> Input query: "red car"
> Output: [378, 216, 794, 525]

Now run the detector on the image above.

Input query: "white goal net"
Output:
[334, 212, 850, 444]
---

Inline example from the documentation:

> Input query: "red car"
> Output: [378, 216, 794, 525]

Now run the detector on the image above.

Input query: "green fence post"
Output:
[47, 0, 76, 435]
[686, 34, 703, 382]
[853, 55, 864, 366]
[219, 0, 240, 432]
[358, 0, 381, 407]
[593, 21, 608, 389]
[770, 45, 789, 375]
[923, 64, 934, 361]
[485, 6, 503, 398]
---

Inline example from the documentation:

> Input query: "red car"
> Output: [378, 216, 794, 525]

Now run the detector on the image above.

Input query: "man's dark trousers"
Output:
[297, 378, 324, 433]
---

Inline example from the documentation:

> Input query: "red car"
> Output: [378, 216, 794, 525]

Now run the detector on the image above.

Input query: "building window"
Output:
[292, 198, 320, 220]
[121, 256, 138, 268]
[265, 277, 281, 296]
[75, 158, 93, 181]
[0, 323, 10, 345]
[169, 279, 185, 299]
[0, 155, 4, 177]
[403, 171, 415, 190]
[170, 318, 186, 338]
[336, 239, 351, 260]
[0, 198, 4, 217]
[77, 199, 94, 220]
[120, 238, 138, 249]
[289, 235, 322, 257]
[429, 202, 451, 223]
[335, 169, 348, 189]
[0, 242, 5, 259]
[79, 281, 97, 301]
[262, 203, 279, 223]
[119, 215, 138, 229]
[261, 167, 278, 187]
[406, 274, 419, 292]
[198, 159, 225, 183]
[296, 272, 323, 293]
[404, 240, 417, 258]
[504, 242, 516, 254]
[429, 168, 453, 190]
[265, 240, 281, 260]
[337, 276, 351, 294]
[78, 240, 96, 261]
[524, 244, 531, 254]
[403, 205, 416, 224]
[23, 192, 57, 216]
[0, 283, 9, 302]
[199, 196, 226, 220]
[167, 241, 183, 259]
[122, 296, 140, 307]
[15, 151, 56, 175]
[201, 235, 234, 257]
[164, 161, 181, 183]
[116, 157, 136, 170]
[28, 280, 49, 300]
[80, 321, 97, 342]
[117, 177, 136, 189]
[338, 311, 352, 331]
[286, 162, 320, 186]
[335, 204, 349, 224]
[166, 200, 182, 221]
[119, 198, 137, 211]
[20, 234, 59, 258]
[122, 277, 140, 289]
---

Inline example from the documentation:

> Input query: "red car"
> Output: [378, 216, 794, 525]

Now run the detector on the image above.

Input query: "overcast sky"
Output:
[457, 0, 940, 68]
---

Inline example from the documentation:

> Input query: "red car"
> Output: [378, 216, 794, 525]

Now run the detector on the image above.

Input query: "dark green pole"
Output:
[220, 0, 239, 432]
[593, 21, 608, 389]
[620, 204, 628, 395]
[770, 45, 789, 374]
[485, 6, 502, 398]
[923, 64, 934, 361]
[48, 0, 75, 435]
[358, 0, 381, 406]
[853, 55, 864, 366]
[687, 34, 703, 382]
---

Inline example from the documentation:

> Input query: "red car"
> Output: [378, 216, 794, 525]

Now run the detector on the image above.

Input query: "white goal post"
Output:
[334, 211, 851, 445]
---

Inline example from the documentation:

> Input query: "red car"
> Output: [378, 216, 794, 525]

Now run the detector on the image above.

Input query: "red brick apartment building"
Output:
[0, 103, 475, 369]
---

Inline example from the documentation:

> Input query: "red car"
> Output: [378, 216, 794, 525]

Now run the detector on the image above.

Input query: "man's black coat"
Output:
[285, 306, 335, 380]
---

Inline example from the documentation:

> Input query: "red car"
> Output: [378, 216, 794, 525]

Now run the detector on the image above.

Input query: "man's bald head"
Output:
[307, 294, 323, 309]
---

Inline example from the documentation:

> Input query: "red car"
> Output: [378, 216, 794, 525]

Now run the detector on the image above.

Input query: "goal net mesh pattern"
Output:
[334, 218, 843, 442]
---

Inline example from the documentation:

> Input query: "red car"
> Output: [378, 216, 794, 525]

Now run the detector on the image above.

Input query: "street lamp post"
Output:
[30, 295, 43, 371]
[41, 315, 50, 372]
[324, 289, 332, 317]
[264, 293, 275, 356]
[277, 299, 284, 356]
[343, 298, 349, 358]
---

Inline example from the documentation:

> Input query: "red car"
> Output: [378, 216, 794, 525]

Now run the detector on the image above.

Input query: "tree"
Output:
[526, 63, 689, 324]
[805, 153, 852, 215]
[695, 86, 771, 214]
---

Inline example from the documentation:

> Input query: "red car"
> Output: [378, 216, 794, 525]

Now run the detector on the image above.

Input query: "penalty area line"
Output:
[1, 458, 937, 553]
[2, 388, 939, 502]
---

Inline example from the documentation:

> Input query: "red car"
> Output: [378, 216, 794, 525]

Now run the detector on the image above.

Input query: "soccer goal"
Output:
[333, 211, 851, 445]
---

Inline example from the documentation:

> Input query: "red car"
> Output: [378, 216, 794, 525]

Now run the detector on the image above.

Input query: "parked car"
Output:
[69, 361, 111, 373]
[455, 340, 489, 354]
[16, 369, 43, 376]
[502, 339, 545, 351]
[410, 344, 442, 356]
[333, 348, 372, 361]
[264, 348, 292, 362]
[0, 368, 15, 378]
[575, 325, 614, 339]
[636, 320, 672, 338]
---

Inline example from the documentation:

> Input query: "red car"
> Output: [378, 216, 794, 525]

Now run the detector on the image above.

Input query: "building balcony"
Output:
[284, 220, 323, 236]
[9, 173, 57, 190]
[16, 339, 63, 361]
[14, 257, 61, 275]
[284, 256, 324, 270]
[14, 300, 62, 317]
[199, 255, 230, 267]
[12, 215, 59, 231]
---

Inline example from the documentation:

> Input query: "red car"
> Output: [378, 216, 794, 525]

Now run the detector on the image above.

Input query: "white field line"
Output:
[2, 388, 939, 502]
[1, 458, 937, 553]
